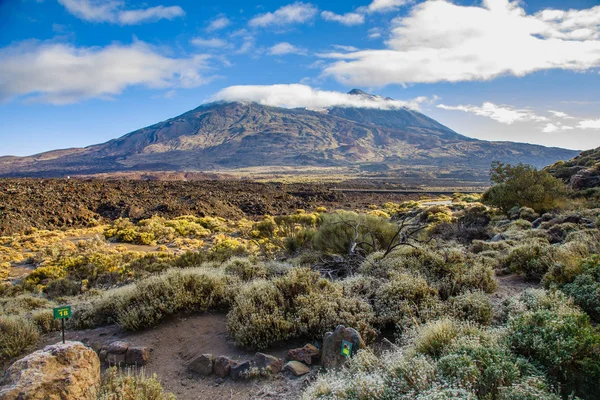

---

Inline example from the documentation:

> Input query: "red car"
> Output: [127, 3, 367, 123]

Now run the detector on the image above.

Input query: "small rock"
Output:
[490, 233, 506, 242]
[215, 378, 224, 385]
[321, 325, 365, 370]
[188, 354, 214, 376]
[288, 344, 320, 365]
[230, 361, 252, 381]
[214, 356, 234, 378]
[89, 342, 104, 354]
[125, 347, 150, 366]
[283, 361, 310, 377]
[106, 341, 130, 354]
[253, 353, 284, 374]
[531, 218, 542, 228]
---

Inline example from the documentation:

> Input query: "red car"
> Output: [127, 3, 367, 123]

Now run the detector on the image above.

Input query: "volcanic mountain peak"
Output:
[347, 89, 394, 102]
[0, 99, 579, 179]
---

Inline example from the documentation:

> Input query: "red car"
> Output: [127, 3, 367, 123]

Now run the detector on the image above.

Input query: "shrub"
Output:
[413, 318, 462, 358]
[482, 162, 567, 213]
[450, 291, 493, 325]
[71, 268, 239, 331]
[313, 212, 398, 256]
[373, 272, 442, 329]
[32, 309, 60, 333]
[98, 367, 175, 400]
[223, 257, 267, 281]
[116, 268, 239, 330]
[503, 240, 554, 281]
[0, 315, 40, 364]
[507, 290, 600, 399]
[227, 268, 374, 349]
[497, 377, 560, 400]
[368, 246, 497, 298]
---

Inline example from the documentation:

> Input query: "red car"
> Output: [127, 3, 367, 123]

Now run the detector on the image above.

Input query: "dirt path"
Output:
[40, 313, 310, 399]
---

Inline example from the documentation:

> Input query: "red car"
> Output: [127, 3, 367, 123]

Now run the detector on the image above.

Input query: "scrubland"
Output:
[1, 163, 599, 399]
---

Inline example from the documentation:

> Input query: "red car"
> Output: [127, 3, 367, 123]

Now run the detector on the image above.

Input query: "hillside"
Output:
[0, 91, 578, 179]
[546, 147, 600, 190]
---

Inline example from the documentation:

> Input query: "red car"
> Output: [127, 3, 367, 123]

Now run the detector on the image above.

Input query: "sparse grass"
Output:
[0, 315, 40, 364]
[97, 367, 175, 400]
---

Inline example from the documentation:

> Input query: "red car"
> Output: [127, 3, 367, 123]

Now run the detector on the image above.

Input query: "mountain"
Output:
[0, 90, 579, 180]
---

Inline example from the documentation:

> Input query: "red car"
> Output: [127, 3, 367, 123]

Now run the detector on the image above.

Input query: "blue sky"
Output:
[1, 0, 600, 156]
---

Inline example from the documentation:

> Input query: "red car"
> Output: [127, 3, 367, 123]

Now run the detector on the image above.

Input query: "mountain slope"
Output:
[0, 92, 579, 179]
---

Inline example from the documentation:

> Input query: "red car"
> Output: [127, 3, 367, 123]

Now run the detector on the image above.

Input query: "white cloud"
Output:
[438, 102, 548, 125]
[321, 0, 600, 86]
[249, 2, 317, 28]
[207, 16, 230, 31]
[578, 119, 600, 129]
[321, 11, 364, 25]
[367, 28, 382, 39]
[211, 84, 432, 110]
[118, 6, 184, 24]
[367, 0, 410, 13]
[0, 41, 211, 104]
[548, 110, 575, 119]
[267, 42, 306, 55]
[191, 38, 229, 48]
[542, 123, 574, 133]
[331, 45, 359, 52]
[57, 0, 184, 24]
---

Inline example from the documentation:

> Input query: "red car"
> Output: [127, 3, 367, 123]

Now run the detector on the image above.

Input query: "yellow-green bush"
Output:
[503, 240, 554, 281]
[71, 268, 239, 331]
[0, 315, 40, 364]
[313, 212, 398, 256]
[223, 257, 267, 281]
[450, 291, 493, 325]
[98, 367, 175, 400]
[373, 272, 441, 328]
[227, 268, 374, 349]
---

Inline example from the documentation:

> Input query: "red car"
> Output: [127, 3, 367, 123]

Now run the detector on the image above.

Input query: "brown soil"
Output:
[0, 179, 431, 236]
[39, 313, 312, 399]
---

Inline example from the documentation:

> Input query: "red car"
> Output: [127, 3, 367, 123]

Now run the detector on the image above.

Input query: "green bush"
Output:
[223, 257, 267, 281]
[366, 246, 497, 298]
[0, 315, 40, 364]
[507, 290, 600, 399]
[32, 309, 60, 333]
[503, 240, 554, 281]
[227, 268, 374, 349]
[482, 162, 567, 213]
[98, 367, 175, 400]
[373, 272, 442, 329]
[450, 291, 493, 325]
[313, 212, 397, 256]
[71, 268, 239, 331]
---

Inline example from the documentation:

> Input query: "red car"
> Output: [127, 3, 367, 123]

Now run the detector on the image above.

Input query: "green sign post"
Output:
[53, 306, 71, 344]
[341, 340, 353, 357]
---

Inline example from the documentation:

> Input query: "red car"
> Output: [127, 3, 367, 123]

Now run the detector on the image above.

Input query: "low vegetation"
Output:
[1, 161, 600, 399]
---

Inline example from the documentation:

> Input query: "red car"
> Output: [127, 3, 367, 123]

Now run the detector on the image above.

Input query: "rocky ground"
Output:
[0, 179, 459, 236]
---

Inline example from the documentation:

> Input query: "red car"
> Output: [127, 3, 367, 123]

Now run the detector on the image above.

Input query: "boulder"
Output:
[287, 344, 320, 365]
[321, 325, 365, 370]
[253, 353, 283, 374]
[214, 356, 235, 378]
[125, 347, 150, 366]
[188, 354, 214, 376]
[106, 341, 129, 354]
[0, 341, 100, 400]
[283, 361, 310, 377]
[230, 361, 252, 381]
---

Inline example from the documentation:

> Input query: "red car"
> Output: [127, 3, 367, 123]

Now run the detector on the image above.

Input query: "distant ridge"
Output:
[0, 90, 579, 179]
